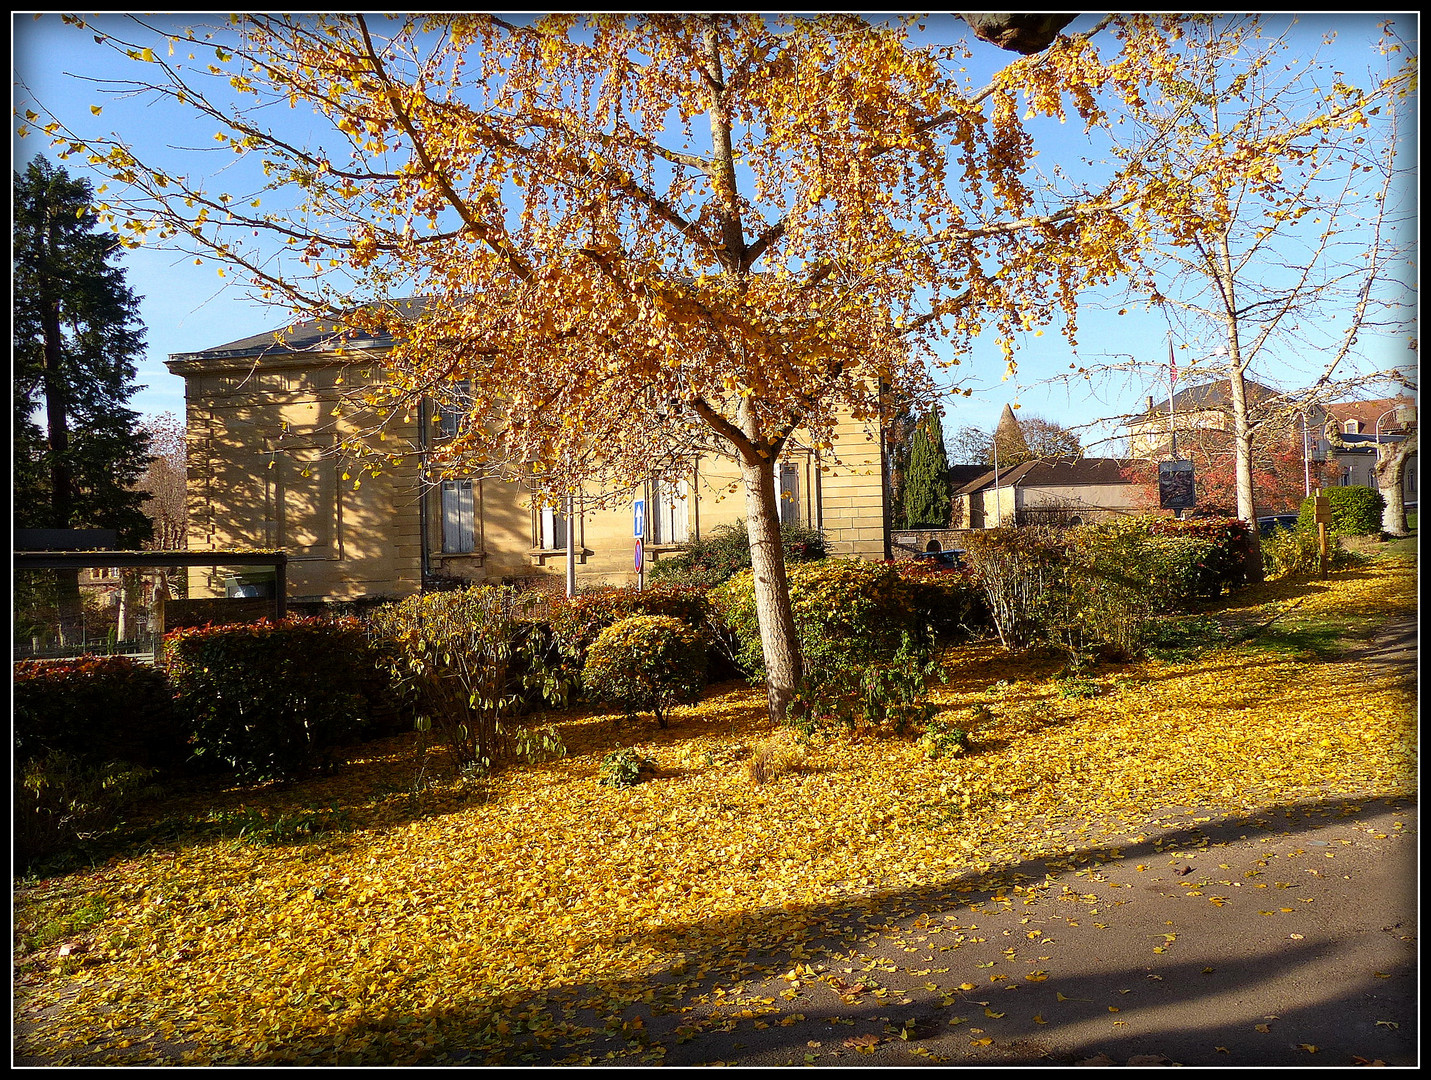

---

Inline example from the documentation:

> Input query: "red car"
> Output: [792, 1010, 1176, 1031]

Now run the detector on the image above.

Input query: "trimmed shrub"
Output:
[548, 582, 711, 668]
[583, 615, 708, 728]
[14, 655, 183, 770]
[16, 752, 161, 869]
[165, 617, 386, 782]
[710, 559, 939, 733]
[1143, 517, 1251, 595]
[893, 560, 989, 639]
[647, 521, 827, 588]
[711, 559, 920, 679]
[1298, 486, 1385, 538]
[367, 587, 565, 772]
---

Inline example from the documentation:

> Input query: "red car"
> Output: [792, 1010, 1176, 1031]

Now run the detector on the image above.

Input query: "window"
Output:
[649, 473, 689, 545]
[436, 381, 472, 440]
[440, 479, 478, 554]
[538, 500, 567, 550]
[778, 462, 802, 525]
[1343, 420, 1361, 435]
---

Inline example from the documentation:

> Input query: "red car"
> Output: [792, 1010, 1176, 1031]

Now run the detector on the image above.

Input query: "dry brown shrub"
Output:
[746, 736, 806, 785]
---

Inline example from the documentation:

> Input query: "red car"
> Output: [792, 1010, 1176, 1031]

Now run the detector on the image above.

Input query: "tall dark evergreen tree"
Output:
[14, 157, 152, 644]
[14, 157, 153, 544]
[901, 408, 952, 528]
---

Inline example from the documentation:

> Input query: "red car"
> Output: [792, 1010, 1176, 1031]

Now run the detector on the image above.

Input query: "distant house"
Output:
[953, 458, 1142, 529]
[1322, 397, 1418, 502]
[1126, 379, 1330, 461]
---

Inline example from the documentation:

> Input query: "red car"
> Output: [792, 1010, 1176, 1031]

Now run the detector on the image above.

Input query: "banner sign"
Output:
[1158, 460, 1196, 510]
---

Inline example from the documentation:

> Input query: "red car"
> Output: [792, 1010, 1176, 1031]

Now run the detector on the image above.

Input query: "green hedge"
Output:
[164, 617, 390, 782]
[710, 559, 921, 680]
[962, 518, 1250, 657]
[1298, 486, 1385, 538]
[14, 655, 184, 770]
[892, 560, 989, 639]
[647, 521, 827, 588]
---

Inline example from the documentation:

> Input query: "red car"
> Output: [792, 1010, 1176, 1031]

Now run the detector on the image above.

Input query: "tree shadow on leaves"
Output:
[207, 792, 1415, 1067]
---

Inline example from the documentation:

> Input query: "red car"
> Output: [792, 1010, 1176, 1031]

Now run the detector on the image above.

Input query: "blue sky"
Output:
[13, 13, 1418, 452]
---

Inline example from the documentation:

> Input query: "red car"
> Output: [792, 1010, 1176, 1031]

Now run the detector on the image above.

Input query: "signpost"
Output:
[633, 498, 645, 591]
[1157, 460, 1196, 515]
[1313, 491, 1332, 578]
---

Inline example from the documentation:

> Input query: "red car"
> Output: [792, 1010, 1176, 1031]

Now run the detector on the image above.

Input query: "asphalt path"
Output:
[507, 796, 1417, 1068]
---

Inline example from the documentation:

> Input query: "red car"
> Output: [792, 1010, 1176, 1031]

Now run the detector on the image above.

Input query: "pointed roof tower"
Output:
[993, 404, 1031, 466]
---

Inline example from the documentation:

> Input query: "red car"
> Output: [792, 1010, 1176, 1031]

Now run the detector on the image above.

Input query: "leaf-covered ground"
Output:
[13, 556, 1417, 1065]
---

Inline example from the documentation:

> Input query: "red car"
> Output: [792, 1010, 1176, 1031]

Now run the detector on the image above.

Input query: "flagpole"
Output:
[1167, 335, 1177, 460]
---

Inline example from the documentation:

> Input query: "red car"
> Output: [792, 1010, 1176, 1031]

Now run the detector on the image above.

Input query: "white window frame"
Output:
[649, 473, 689, 545]
[778, 461, 802, 525]
[440, 478, 479, 554]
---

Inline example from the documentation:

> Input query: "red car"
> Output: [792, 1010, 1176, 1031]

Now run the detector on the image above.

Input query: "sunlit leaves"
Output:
[12, 557, 1416, 1065]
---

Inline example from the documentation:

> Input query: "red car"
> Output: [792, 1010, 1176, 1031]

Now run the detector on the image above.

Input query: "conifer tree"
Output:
[14, 157, 153, 544]
[902, 409, 952, 528]
[14, 157, 152, 644]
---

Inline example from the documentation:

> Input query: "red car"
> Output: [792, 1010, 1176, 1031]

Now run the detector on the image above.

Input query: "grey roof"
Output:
[1134, 379, 1281, 422]
[169, 298, 428, 362]
[955, 457, 1136, 495]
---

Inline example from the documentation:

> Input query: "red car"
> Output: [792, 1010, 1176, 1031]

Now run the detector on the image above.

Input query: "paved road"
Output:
[513, 797, 1416, 1067]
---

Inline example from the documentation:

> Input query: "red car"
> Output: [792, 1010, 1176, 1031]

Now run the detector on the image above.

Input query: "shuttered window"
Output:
[779, 462, 801, 525]
[539, 502, 567, 550]
[650, 474, 689, 544]
[441, 479, 477, 553]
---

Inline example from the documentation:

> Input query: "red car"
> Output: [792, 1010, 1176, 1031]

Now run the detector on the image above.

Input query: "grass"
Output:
[14, 555, 1418, 1066]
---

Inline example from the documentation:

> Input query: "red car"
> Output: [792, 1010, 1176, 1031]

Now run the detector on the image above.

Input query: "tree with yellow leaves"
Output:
[35, 13, 1201, 721]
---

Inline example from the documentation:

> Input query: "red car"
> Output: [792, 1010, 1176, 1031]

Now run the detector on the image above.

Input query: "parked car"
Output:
[1257, 514, 1301, 537]
[913, 549, 966, 569]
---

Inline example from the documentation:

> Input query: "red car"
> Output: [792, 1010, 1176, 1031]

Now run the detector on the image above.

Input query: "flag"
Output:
[1168, 338, 1177, 389]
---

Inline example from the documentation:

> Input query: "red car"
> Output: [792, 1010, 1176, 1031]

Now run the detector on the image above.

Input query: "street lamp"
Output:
[1375, 403, 1417, 444]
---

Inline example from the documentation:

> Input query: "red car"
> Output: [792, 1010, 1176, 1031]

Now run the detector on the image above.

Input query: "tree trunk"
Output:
[1217, 227, 1264, 585]
[1373, 429, 1417, 536]
[739, 454, 804, 724]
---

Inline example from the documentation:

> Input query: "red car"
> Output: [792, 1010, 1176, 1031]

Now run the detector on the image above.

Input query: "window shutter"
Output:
[442, 480, 475, 553]
[671, 479, 689, 543]
[540, 503, 566, 550]
[779, 464, 801, 525]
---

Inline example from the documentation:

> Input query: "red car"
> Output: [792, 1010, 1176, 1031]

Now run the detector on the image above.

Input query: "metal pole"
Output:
[1302, 412, 1311, 497]
[1167, 335, 1178, 460]
[991, 435, 1001, 526]
[565, 493, 576, 598]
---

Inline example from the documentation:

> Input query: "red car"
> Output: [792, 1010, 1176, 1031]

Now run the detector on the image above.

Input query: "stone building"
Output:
[165, 308, 890, 602]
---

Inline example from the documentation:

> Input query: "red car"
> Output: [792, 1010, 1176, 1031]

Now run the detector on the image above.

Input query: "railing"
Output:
[13, 633, 163, 665]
